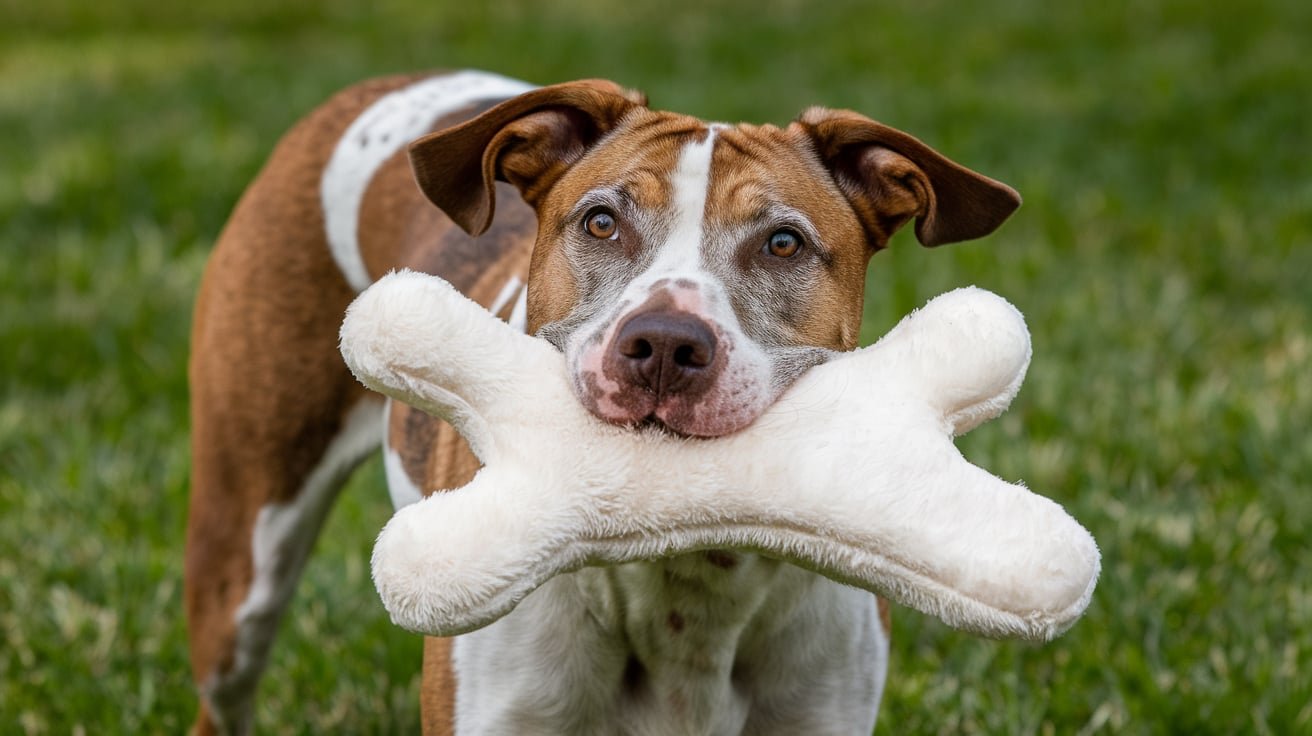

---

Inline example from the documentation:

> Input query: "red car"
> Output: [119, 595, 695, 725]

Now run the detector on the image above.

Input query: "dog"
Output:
[185, 69, 1019, 735]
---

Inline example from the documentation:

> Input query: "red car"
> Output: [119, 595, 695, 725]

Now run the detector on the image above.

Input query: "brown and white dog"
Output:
[186, 70, 1020, 735]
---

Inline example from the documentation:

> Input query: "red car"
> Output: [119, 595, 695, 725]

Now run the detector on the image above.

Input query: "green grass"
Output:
[2, 0, 1309, 732]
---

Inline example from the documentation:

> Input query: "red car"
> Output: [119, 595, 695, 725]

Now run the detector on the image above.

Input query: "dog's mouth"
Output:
[580, 379, 779, 439]
[569, 341, 805, 439]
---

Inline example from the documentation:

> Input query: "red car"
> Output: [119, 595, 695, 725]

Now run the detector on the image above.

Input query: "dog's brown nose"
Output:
[612, 311, 717, 397]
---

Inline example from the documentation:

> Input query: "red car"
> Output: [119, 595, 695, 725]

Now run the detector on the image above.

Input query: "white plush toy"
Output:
[339, 270, 1099, 642]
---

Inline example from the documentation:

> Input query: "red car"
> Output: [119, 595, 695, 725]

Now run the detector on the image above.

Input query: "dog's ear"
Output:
[409, 80, 647, 236]
[796, 107, 1021, 248]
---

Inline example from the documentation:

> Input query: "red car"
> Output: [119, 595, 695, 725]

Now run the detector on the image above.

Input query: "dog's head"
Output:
[409, 80, 1019, 437]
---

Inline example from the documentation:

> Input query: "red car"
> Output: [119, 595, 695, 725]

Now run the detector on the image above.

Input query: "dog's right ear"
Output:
[409, 80, 646, 236]
[796, 107, 1021, 248]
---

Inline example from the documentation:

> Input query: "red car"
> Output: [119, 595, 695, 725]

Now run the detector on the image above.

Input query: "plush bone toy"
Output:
[340, 271, 1099, 642]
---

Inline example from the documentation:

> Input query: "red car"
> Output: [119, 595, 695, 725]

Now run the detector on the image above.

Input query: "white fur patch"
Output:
[321, 71, 536, 292]
[488, 275, 524, 317]
[382, 398, 425, 510]
[507, 286, 528, 333]
[487, 274, 529, 333]
[205, 398, 383, 732]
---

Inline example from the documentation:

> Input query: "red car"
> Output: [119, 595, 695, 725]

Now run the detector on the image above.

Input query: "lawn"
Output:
[1, 0, 1309, 733]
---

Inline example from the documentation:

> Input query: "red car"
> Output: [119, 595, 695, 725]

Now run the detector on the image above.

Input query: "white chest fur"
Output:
[450, 553, 887, 735]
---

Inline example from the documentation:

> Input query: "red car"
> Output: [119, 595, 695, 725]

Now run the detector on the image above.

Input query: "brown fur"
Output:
[420, 637, 459, 736]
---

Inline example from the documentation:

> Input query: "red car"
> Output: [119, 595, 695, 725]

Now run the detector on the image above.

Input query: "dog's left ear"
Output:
[409, 80, 647, 236]
[796, 107, 1021, 248]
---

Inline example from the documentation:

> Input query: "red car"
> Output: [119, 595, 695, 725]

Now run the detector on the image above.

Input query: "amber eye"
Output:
[584, 208, 619, 239]
[765, 229, 803, 258]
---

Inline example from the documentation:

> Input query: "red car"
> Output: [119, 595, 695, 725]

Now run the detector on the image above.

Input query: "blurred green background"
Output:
[2, 0, 1309, 733]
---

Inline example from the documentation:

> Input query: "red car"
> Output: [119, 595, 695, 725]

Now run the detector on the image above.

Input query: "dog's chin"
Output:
[632, 415, 688, 438]
[611, 413, 743, 440]
[582, 392, 774, 439]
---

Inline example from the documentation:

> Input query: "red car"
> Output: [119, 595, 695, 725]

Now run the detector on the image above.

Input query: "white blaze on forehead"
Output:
[646, 125, 723, 276]
[321, 71, 537, 292]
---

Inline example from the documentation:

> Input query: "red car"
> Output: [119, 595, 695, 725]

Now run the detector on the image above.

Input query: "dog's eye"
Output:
[765, 229, 803, 258]
[583, 208, 619, 240]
